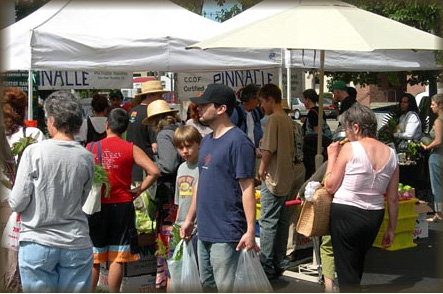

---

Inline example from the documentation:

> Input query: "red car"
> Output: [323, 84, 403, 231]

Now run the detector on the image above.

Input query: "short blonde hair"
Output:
[173, 125, 202, 147]
[431, 93, 443, 107]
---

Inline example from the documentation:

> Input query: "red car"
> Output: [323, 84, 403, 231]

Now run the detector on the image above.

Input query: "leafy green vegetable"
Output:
[10, 133, 39, 157]
[155, 237, 168, 258]
[377, 116, 398, 144]
[169, 224, 184, 261]
[93, 164, 111, 198]
[406, 141, 420, 161]
[2, 132, 40, 190]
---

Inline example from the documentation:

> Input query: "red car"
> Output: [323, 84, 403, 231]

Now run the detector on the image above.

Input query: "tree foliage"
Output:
[211, 0, 260, 22]
[327, 0, 443, 91]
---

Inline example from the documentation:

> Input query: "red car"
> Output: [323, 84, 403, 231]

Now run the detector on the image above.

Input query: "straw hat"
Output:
[281, 99, 294, 112]
[135, 80, 170, 97]
[142, 99, 178, 125]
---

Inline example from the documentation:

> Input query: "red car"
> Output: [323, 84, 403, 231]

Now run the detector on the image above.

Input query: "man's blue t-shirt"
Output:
[196, 127, 255, 243]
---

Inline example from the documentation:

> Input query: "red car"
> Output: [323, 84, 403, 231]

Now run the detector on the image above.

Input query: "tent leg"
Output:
[27, 70, 33, 120]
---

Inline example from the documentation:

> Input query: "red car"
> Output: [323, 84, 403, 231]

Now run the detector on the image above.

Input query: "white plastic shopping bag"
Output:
[180, 240, 202, 292]
[82, 183, 102, 215]
[1, 212, 20, 251]
[167, 239, 184, 293]
[233, 249, 273, 293]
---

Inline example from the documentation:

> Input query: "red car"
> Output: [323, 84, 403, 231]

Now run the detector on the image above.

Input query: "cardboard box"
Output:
[413, 200, 433, 239]
[120, 274, 156, 293]
[414, 213, 428, 239]
[124, 245, 157, 277]
[98, 265, 157, 293]
[138, 233, 156, 247]
[414, 200, 433, 214]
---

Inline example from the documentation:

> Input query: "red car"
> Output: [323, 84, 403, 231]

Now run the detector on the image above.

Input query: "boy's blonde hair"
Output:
[173, 125, 202, 147]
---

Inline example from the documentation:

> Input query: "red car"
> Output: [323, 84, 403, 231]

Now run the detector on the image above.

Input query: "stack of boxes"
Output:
[413, 200, 433, 239]
[372, 198, 418, 251]
[97, 233, 157, 292]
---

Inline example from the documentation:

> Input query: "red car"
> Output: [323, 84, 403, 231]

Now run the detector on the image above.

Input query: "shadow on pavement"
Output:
[274, 222, 443, 293]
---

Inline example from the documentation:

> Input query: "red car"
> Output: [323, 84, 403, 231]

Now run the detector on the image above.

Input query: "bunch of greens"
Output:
[93, 164, 111, 198]
[377, 116, 399, 144]
[406, 141, 421, 162]
[154, 224, 184, 261]
[1, 133, 40, 189]
[155, 237, 168, 258]
[169, 224, 184, 261]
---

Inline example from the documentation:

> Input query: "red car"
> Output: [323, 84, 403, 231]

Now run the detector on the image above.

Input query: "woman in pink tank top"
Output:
[324, 103, 399, 292]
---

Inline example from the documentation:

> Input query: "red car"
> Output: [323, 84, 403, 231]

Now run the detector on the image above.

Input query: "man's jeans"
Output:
[259, 183, 290, 276]
[197, 240, 239, 292]
[19, 241, 93, 293]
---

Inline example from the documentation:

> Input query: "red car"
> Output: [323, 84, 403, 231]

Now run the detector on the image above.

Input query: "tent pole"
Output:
[278, 48, 283, 90]
[286, 50, 291, 106]
[28, 70, 33, 121]
[315, 50, 325, 170]
[278, 67, 283, 90]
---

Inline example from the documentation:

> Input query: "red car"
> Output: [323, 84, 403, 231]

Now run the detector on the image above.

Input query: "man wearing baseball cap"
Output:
[331, 80, 357, 118]
[180, 84, 257, 292]
[109, 89, 124, 110]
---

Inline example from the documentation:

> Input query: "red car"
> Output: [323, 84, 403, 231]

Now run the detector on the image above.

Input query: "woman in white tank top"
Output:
[323, 103, 399, 292]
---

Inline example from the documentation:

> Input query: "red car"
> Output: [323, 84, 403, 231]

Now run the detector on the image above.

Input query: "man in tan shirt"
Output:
[258, 83, 295, 280]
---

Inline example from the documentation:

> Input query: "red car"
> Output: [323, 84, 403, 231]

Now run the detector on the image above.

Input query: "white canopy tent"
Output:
[2, 0, 441, 119]
[0, 0, 282, 119]
[220, 0, 441, 72]
[190, 0, 442, 159]
[2, 0, 440, 73]
[0, 0, 281, 73]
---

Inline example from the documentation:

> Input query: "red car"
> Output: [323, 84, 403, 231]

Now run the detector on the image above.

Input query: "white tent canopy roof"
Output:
[1, 0, 281, 72]
[192, 0, 443, 51]
[217, 0, 442, 72]
[1, 0, 441, 73]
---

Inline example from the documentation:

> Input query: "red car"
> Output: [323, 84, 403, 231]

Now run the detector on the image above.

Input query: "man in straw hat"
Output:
[126, 80, 169, 183]
[180, 83, 257, 292]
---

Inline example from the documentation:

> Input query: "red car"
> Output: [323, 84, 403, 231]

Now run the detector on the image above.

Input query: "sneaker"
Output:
[287, 252, 296, 262]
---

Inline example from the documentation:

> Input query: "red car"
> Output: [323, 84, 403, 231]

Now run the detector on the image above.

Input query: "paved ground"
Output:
[270, 219, 443, 293]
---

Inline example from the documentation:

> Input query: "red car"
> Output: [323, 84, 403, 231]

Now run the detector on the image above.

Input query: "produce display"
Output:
[398, 183, 414, 200]
[383, 182, 415, 201]
[133, 192, 156, 234]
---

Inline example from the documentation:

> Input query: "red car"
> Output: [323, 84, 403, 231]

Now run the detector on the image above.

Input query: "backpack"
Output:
[86, 117, 106, 144]
[292, 120, 304, 163]
[306, 108, 332, 139]
[234, 103, 244, 128]
[234, 104, 263, 129]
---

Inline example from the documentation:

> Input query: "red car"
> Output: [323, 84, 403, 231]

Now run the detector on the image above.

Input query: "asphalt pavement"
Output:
[271, 219, 443, 293]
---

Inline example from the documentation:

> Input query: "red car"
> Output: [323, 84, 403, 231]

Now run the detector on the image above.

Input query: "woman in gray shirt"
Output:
[9, 91, 95, 293]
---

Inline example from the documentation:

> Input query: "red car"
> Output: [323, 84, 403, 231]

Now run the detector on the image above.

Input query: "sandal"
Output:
[426, 215, 440, 223]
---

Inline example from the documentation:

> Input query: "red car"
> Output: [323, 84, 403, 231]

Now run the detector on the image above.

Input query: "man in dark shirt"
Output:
[331, 80, 357, 117]
[126, 80, 169, 182]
